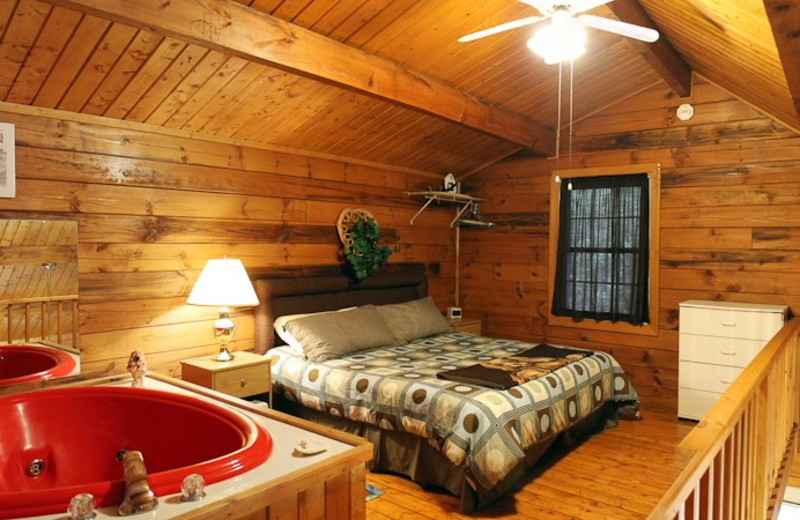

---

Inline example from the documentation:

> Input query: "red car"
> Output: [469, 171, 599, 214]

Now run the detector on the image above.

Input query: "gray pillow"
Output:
[284, 305, 396, 362]
[375, 296, 453, 344]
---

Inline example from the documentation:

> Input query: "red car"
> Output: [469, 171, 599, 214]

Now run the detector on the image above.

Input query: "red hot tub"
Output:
[0, 386, 272, 518]
[0, 344, 77, 387]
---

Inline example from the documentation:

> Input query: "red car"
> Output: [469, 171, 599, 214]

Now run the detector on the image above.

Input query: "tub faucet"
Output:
[118, 450, 157, 515]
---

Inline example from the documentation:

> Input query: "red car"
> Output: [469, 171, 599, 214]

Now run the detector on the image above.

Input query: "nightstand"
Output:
[448, 317, 483, 335]
[181, 351, 272, 405]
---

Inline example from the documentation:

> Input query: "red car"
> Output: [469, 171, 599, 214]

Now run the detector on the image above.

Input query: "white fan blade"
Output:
[577, 14, 659, 42]
[517, 0, 554, 16]
[571, 0, 613, 13]
[458, 16, 545, 42]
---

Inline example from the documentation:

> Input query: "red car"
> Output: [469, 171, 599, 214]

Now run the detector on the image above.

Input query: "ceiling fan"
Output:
[458, 1, 659, 63]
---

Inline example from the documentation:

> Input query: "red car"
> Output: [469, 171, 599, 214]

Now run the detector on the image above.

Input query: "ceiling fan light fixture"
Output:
[526, 9, 586, 64]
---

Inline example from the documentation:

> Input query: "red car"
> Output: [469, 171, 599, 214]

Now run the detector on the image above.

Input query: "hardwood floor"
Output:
[366, 410, 695, 519]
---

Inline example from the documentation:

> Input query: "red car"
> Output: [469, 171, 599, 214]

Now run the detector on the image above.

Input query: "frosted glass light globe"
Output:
[527, 10, 586, 64]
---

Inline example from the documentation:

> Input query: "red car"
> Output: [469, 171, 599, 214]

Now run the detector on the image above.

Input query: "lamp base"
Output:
[213, 307, 236, 362]
[214, 346, 235, 362]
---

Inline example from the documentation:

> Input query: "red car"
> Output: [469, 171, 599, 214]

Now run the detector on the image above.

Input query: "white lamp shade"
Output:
[187, 259, 259, 307]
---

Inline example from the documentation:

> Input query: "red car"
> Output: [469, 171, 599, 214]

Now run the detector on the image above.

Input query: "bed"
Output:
[253, 265, 639, 512]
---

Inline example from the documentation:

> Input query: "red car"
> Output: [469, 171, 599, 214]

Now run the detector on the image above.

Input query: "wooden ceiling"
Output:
[0, 0, 798, 175]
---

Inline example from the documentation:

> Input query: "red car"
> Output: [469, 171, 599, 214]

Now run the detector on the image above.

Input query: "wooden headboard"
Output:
[253, 265, 427, 354]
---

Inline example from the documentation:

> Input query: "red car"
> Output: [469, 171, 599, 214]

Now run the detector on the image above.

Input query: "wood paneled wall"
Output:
[462, 78, 800, 413]
[0, 104, 455, 377]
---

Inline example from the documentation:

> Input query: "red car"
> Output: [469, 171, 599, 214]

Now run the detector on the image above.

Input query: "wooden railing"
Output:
[1, 295, 79, 349]
[649, 318, 800, 520]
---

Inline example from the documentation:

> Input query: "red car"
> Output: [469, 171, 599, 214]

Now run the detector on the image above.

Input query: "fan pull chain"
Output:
[569, 58, 575, 172]
[555, 60, 563, 170]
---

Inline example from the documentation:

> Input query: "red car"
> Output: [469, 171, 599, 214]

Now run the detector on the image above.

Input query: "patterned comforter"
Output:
[269, 332, 638, 494]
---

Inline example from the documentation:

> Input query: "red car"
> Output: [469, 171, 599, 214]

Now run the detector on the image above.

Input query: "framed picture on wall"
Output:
[0, 123, 15, 198]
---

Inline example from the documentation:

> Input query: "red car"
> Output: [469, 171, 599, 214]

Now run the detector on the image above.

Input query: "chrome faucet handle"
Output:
[118, 450, 157, 516]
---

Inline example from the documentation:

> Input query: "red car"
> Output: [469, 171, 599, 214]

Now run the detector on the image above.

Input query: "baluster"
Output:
[24, 303, 31, 341]
[693, 481, 700, 520]
[41, 301, 48, 341]
[707, 457, 714, 520]
[6, 303, 12, 344]
[744, 404, 752, 519]
[56, 300, 63, 344]
[72, 299, 78, 348]
[716, 443, 725, 520]
[726, 431, 734, 519]
[735, 418, 743, 520]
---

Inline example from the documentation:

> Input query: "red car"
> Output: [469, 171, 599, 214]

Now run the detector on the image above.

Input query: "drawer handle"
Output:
[720, 350, 736, 356]
[720, 321, 737, 327]
[720, 378, 734, 385]
[240, 378, 246, 388]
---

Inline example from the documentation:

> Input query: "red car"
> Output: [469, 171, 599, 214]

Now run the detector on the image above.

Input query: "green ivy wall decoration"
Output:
[336, 208, 397, 281]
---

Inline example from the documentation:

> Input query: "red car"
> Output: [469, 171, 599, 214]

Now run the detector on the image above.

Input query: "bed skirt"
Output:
[273, 394, 622, 513]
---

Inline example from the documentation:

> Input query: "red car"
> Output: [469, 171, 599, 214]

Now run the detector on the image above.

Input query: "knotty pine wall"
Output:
[0, 104, 455, 378]
[462, 79, 800, 413]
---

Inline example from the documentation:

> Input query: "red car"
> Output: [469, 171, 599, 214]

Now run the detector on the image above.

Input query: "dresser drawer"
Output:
[679, 333, 765, 368]
[679, 361, 742, 393]
[213, 364, 270, 398]
[679, 307, 784, 341]
[679, 387, 721, 421]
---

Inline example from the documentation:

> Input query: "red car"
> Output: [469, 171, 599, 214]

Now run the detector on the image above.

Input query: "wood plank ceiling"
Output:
[639, 0, 800, 132]
[0, 0, 797, 175]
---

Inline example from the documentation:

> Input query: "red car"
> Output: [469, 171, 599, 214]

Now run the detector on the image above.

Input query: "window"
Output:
[548, 164, 660, 336]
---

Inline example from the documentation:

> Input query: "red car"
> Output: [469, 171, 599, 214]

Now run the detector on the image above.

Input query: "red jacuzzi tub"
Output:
[0, 344, 77, 387]
[0, 386, 272, 518]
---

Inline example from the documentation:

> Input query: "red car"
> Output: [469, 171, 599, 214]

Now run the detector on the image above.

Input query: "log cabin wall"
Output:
[462, 78, 800, 414]
[0, 104, 455, 377]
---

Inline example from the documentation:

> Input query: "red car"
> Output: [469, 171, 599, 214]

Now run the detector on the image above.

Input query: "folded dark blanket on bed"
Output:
[437, 344, 593, 390]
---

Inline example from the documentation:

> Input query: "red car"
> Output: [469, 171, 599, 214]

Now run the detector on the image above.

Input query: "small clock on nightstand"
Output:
[181, 351, 272, 405]
[448, 317, 483, 335]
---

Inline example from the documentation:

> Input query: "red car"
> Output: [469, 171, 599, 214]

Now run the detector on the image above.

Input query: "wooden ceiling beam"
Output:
[606, 0, 693, 97]
[41, 0, 554, 154]
[763, 0, 800, 125]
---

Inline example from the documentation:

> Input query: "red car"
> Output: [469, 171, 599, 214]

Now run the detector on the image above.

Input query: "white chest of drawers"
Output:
[678, 300, 787, 420]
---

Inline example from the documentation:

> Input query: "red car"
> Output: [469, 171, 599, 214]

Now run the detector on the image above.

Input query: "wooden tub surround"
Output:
[149, 373, 373, 520]
[7, 372, 372, 520]
[649, 318, 800, 520]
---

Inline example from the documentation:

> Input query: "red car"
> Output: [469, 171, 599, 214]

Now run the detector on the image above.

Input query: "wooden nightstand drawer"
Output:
[448, 317, 482, 335]
[181, 351, 271, 403]
[213, 364, 269, 398]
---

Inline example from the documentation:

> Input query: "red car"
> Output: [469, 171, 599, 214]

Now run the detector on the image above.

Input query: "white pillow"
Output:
[273, 307, 356, 354]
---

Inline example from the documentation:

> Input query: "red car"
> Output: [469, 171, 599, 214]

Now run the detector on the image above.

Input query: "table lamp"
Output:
[187, 258, 259, 362]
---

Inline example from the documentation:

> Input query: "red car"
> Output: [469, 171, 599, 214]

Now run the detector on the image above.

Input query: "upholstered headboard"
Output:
[253, 265, 427, 354]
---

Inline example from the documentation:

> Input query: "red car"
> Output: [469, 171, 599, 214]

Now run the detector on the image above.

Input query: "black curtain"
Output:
[551, 174, 650, 325]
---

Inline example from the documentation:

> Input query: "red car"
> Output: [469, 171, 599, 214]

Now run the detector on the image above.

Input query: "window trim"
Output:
[547, 163, 661, 337]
